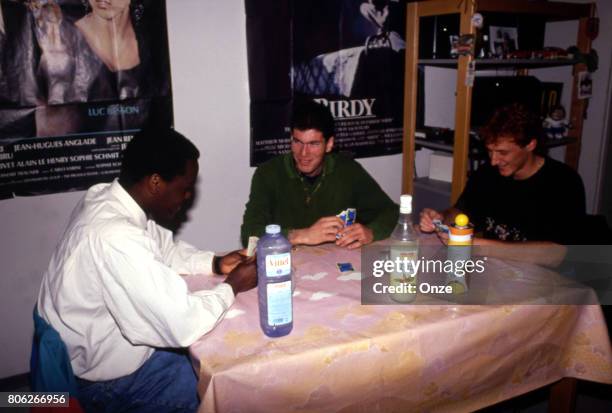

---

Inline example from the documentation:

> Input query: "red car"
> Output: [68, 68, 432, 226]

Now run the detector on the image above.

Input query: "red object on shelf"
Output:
[505, 47, 570, 60]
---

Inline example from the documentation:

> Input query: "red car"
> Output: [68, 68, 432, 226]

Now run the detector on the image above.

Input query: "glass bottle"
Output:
[389, 195, 419, 303]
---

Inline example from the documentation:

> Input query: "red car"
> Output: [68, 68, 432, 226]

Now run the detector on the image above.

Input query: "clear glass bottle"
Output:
[389, 195, 419, 303]
[257, 224, 293, 337]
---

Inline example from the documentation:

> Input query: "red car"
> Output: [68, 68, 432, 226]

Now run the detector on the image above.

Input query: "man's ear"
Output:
[525, 138, 537, 152]
[146, 173, 164, 195]
[325, 137, 334, 153]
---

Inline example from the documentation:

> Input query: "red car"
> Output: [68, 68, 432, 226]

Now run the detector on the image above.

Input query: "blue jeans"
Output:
[77, 349, 199, 413]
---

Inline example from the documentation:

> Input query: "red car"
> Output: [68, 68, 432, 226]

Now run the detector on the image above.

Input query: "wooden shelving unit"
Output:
[402, 0, 595, 203]
[418, 58, 580, 69]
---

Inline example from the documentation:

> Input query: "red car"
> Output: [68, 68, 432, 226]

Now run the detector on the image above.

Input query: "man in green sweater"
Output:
[241, 100, 398, 249]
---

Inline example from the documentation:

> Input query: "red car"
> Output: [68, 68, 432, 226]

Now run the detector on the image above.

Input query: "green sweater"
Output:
[241, 153, 398, 246]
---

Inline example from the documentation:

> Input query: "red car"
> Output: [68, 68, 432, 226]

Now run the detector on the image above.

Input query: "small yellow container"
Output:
[448, 214, 473, 246]
[446, 214, 473, 294]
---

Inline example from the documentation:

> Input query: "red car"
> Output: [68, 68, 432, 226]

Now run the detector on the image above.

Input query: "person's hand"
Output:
[218, 249, 248, 274]
[419, 208, 444, 233]
[435, 230, 449, 245]
[224, 260, 257, 295]
[289, 216, 344, 245]
[336, 223, 374, 249]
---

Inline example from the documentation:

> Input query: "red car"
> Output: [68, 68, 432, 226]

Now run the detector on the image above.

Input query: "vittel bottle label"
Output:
[266, 281, 292, 325]
[265, 253, 291, 277]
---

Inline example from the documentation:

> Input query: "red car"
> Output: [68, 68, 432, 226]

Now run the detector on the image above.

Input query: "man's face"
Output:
[291, 128, 334, 177]
[150, 158, 198, 223]
[486, 136, 535, 179]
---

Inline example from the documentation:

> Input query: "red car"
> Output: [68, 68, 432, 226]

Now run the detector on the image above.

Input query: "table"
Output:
[187, 243, 612, 413]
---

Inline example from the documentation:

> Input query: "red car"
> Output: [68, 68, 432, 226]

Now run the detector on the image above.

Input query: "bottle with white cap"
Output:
[389, 194, 419, 303]
[257, 224, 293, 337]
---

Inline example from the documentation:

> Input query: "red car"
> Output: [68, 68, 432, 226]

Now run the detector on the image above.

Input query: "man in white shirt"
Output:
[37, 128, 256, 412]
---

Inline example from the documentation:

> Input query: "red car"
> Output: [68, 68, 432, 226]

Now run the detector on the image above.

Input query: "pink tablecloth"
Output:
[187, 243, 612, 413]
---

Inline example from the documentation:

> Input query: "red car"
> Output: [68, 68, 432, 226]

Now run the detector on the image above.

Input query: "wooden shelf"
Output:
[415, 137, 481, 155]
[402, 0, 595, 203]
[543, 137, 577, 149]
[476, 0, 592, 21]
[415, 0, 592, 21]
[414, 177, 452, 196]
[415, 136, 576, 154]
[418, 58, 580, 69]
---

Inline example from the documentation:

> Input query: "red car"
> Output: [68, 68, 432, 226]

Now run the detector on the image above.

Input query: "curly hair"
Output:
[119, 127, 200, 187]
[479, 103, 543, 148]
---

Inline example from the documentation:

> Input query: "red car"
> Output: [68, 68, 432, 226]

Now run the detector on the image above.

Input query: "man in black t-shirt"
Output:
[419, 103, 586, 266]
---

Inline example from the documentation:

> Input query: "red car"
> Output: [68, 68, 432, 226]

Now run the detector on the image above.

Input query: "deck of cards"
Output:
[337, 208, 356, 226]
[336, 208, 356, 239]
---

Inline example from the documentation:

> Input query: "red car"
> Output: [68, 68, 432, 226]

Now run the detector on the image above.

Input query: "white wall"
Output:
[579, 1, 612, 212]
[538, 0, 612, 213]
[0, 0, 402, 378]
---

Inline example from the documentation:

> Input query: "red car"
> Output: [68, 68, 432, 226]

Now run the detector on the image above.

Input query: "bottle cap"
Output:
[399, 194, 412, 214]
[265, 224, 281, 234]
[454, 214, 469, 227]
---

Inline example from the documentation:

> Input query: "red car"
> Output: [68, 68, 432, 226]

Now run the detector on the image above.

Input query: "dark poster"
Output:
[0, 0, 172, 199]
[246, 0, 406, 166]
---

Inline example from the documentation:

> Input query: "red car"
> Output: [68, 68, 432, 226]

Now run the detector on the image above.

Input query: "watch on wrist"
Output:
[213, 256, 223, 275]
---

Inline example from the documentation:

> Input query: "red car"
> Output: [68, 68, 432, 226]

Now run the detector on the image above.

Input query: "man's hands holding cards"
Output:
[335, 223, 373, 249]
[419, 208, 444, 233]
[335, 208, 372, 249]
[218, 249, 254, 274]
[419, 208, 450, 245]
[287, 208, 372, 248]
[218, 244, 258, 295]
[289, 216, 344, 245]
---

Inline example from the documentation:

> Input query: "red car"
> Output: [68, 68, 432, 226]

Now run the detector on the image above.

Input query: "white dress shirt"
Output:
[37, 179, 234, 381]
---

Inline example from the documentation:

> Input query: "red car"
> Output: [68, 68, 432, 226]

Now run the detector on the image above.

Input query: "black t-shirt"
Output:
[455, 158, 586, 244]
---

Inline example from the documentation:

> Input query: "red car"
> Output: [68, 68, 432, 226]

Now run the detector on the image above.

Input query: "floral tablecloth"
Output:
[187, 243, 612, 413]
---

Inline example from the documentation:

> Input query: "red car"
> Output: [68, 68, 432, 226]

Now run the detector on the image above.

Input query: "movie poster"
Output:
[246, 0, 406, 166]
[0, 0, 172, 199]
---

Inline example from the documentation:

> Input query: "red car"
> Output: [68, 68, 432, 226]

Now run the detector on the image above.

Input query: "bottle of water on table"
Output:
[257, 224, 293, 337]
[389, 194, 419, 303]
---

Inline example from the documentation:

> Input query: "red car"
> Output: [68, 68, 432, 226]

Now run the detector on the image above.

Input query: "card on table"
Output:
[337, 262, 355, 272]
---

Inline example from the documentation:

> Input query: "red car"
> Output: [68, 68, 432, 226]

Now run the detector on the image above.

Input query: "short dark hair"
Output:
[479, 103, 543, 148]
[291, 100, 335, 140]
[119, 127, 200, 187]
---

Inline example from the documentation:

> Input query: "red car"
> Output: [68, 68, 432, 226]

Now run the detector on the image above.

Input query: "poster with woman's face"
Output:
[0, 0, 172, 198]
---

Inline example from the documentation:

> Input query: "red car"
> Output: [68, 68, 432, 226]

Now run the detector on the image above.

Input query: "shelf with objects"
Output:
[401, 0, 596, 205]
[411, 131, 577, 217]
[418, 58, 580, 69]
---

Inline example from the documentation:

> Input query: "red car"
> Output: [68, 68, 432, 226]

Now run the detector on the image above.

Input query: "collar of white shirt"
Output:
[109, 179, 148, 229]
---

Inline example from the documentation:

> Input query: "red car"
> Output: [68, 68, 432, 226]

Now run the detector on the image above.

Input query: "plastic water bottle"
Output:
[389, 195, 419, 303]
[257, 224, 293, 337]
